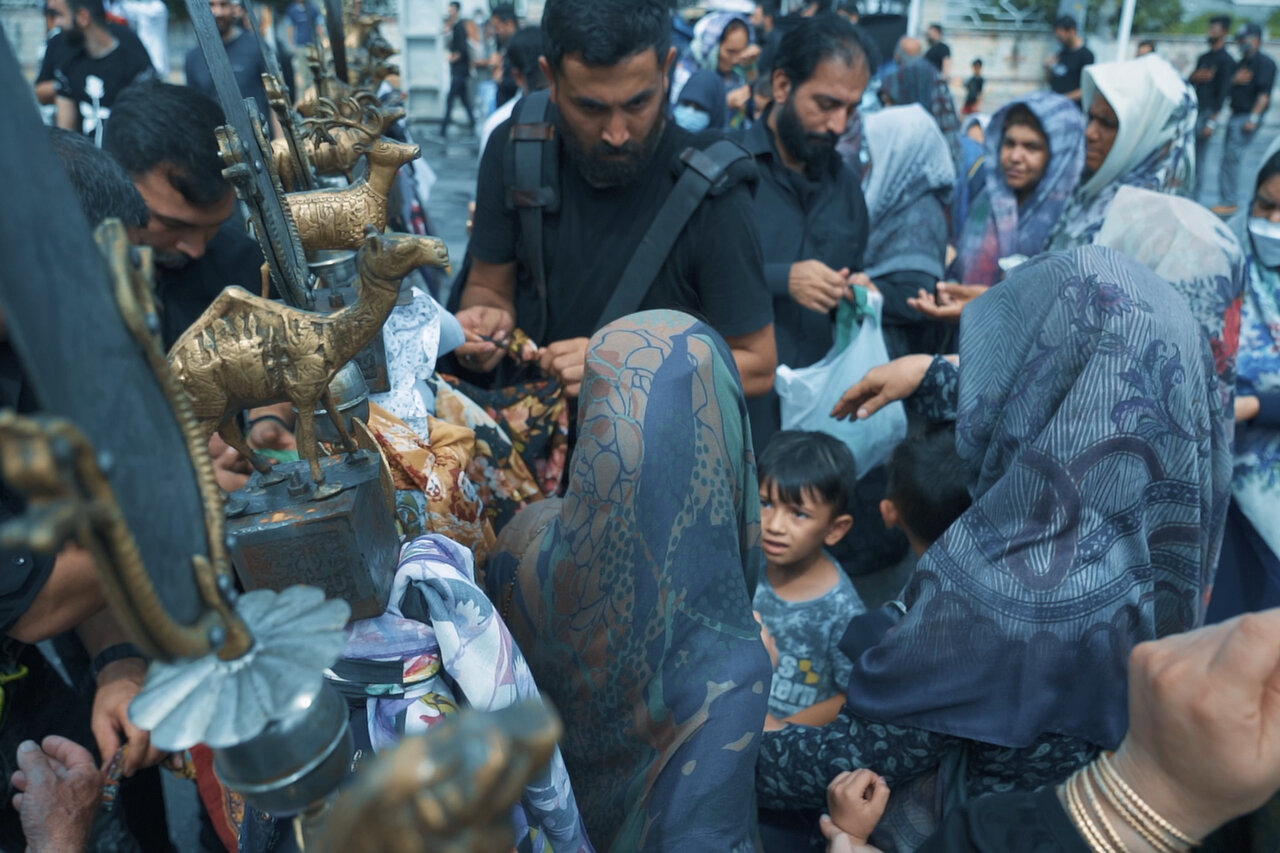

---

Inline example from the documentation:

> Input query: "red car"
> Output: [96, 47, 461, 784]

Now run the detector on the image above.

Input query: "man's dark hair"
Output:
[753, 74, 773, 97]
[1209, 15, 1231, 30]
[448, 1, 460, 11]
[805, 0, 833, 13]
[541, 0, 670, 72]
[505, 26, 547, 91]
[67, 0, 106, 25]
[49, 127, 148, 228]
[1054, 14, 1078, 32]
[885, 424, 971, 545]
[491, 3, 517, 24]
[758, 431, 857, 517]
[1138, 39, 1156, 52]
[972, 58, 983, 68]
[928, 22, 942, 34]
[756, 0, 780, 18]
[774, 13, 871, 87]
[102, 80, 229, 207]
[1002, 102, 1045, 137]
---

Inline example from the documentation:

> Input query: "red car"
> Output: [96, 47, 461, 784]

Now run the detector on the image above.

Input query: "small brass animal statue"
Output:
[284, 137, 420, 252]
[315, 702, 562, 853]
[272, 97, 406, 190]
[168, 228, 449, 492]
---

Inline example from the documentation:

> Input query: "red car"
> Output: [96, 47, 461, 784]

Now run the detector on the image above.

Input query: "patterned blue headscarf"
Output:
[844, 246, 1232, 750]
[1230, 134, 1280, 561]
[954, 92, 1085, 286]
[486, 311, 771, 851]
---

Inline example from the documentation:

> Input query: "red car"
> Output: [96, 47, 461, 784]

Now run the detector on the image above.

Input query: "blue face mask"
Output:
[674, 104, 712, 133]
[1249, 217, 1280, 270]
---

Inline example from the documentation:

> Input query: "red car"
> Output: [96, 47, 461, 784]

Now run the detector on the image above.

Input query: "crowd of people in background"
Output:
[8, 0, 1280, 851]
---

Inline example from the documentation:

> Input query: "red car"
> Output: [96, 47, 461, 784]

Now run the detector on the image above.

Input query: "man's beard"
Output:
[775, 96, 839, 181]
[152, 250, 193, 270]
[65, 25, 85, 48]
[558, 110, 665, 190]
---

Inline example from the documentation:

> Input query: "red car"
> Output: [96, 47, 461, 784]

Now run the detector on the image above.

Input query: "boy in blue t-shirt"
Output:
[753, 431, 865, 725]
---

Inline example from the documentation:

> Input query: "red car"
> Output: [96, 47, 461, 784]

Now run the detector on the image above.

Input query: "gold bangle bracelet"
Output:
[1083, 762, 1127, 853]
[1090, 756, 1180, 853]
[1098, 752, 1197, 849]
[1064, 770, 1117, 853]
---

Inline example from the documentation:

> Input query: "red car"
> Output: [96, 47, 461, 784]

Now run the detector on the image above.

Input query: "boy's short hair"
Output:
[753, 75, 773, 97]
[885, 424, 971, 545]
[758, 431, 857, 517]
[972, 58, 983, 68]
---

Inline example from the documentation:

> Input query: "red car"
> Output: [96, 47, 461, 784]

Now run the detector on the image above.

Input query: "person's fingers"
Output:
[40, 737, 93, 772]
[1207, 612, 1280, 709]
[14, 742, 53, 788]
[90, 715, 122, 773]
[818, 815, 843, 842]
[11, 770, 25, 792]
[869, 777, 891, 812]
[831, 379, 881, 420]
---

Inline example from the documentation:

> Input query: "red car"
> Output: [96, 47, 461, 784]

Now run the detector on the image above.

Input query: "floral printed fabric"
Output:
[365, 402, 496, 563]
[430, 371, 568, 533]
[332, 535, 594, 853]
[486, 311, 772, 852]
[843, 246, 1231, 751]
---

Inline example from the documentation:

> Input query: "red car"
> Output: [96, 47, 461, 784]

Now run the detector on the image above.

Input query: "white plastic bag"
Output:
[774, 291, 908, 477]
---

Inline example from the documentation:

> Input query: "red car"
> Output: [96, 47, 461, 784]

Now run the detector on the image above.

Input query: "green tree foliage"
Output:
[1026, 0, 1183, 34]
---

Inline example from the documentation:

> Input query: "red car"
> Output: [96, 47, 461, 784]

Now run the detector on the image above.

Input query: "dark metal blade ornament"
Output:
[184, 0, 315, 308]
[325, 0, 349, 86]
[0, 35, 213, 636]
[240, 0, 317, 192]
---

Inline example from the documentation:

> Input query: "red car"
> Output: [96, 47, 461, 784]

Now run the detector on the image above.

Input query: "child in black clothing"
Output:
[962, 58, 984, 115]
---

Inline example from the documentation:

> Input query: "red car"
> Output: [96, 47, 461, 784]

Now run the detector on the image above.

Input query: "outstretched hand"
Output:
[908, 282, 986, 323]
[831, 355, 934, 421]
[12, 736, 101, 853]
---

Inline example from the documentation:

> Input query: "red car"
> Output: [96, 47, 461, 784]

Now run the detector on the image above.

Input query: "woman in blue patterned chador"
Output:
[757, 246, 1233, 848]
[486, 311, 772, 852]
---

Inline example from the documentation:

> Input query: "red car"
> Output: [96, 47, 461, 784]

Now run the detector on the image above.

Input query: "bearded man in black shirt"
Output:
[455, 0, 776, 399]
[1190, 15, 1236, 201]
[48, 0, 152, 140]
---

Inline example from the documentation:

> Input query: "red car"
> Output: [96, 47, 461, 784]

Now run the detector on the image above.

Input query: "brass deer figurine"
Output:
[168, 228, 449, 491]
[284, 137, 420, 252]
[272, 97, 406, 191]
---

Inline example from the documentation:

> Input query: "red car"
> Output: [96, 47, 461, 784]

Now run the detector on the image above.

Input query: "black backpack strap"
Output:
[505, 90, 557, 339]
[593, 138, 753, 331]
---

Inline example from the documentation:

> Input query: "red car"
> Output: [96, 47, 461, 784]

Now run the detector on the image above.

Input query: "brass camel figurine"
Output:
[285, 137, 420, 252]
[168, 228, 449, 492]
[272, 97, 405, 191]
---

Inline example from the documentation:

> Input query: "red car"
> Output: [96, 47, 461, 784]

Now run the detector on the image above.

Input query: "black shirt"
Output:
[1049, 44, 1094, 99]
[0, 345, 55, 635]
[1230, 50, 1277, 115]
[468, 117, 773, 347]
[964, 74, 984, 106]
[154, 221, 267, 350]
[184, 29, 270, 122]
[449, 20, 470, 77]
[1192, 46, 1236, 115]
[735, 112, 868, 370]
[925, 41, 951, 73]
[36, 23, 135, 84]
[54, 31, 154, 136]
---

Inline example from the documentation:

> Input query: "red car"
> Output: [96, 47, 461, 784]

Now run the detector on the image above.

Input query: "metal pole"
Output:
[907, 0, 923, 36]
[1115, 0, 1137, 60]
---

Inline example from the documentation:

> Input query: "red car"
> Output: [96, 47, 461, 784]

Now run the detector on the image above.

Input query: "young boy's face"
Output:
[758, 482, 853, 569]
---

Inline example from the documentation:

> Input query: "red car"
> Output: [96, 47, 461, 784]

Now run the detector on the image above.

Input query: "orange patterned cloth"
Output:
[365, 403, 496, 564]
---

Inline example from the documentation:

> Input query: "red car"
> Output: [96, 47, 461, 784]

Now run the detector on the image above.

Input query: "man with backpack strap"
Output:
[453, 0, 776, 399]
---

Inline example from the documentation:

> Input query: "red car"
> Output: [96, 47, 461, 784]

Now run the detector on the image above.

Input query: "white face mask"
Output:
[673, 104, 712, 133]
[1248, 217, 1280, 270]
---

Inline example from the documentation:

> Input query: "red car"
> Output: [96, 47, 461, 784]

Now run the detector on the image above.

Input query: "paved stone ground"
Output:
[414, 127, 483, 305]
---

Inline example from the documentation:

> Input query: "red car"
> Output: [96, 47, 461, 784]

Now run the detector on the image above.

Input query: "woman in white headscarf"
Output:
[858, 104, 955, 359]
[1047, 54, 1197, 250]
